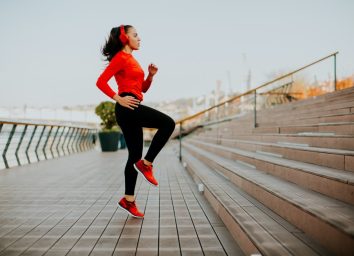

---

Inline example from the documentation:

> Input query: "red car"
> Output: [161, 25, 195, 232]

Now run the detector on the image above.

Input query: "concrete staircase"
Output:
[180, 86, 354, 255]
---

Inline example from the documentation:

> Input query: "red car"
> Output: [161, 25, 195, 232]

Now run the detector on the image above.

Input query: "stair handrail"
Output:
[175, 51, 339, 161]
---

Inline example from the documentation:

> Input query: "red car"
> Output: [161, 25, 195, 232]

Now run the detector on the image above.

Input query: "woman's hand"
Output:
[113, 95, 140, 110]
[148, 63, 158, 76]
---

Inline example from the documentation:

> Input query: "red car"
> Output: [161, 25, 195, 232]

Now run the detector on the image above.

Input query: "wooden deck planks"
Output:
[0, 143, 242, 256]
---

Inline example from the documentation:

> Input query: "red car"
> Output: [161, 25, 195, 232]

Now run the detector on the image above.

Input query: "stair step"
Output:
[296, 132, 336, 136]
[217, 133, 354, 151]
[277, 122, 354, 135]
[276, 141, 310, 147]
[257, 108, 353, 124]
[187, 138, 354, 204]
[261, 113, 354, 126]
[183, 142, 354, 255]
[236, 137, 353, 172]
[182, 149, 331, 256]
[197, 135, 354, 157]
[219, 121, 354, 136]
[256, 150, 283, 158]
[259, 100, 354, 117]
[236, 160, 256, 169]
[197, 134, 354, 172]
[256, 88, 354, 114]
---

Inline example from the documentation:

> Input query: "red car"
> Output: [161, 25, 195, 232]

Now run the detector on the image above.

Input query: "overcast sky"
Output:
[0, 0, 353, 108]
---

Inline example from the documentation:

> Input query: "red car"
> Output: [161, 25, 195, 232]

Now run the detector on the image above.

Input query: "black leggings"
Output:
[115, 92, 176, 195]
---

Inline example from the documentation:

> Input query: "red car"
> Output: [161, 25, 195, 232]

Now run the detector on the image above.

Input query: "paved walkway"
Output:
[0, 142, 243, 256]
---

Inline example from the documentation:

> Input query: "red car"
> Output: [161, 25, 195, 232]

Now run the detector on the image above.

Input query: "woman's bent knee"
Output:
[167, 117, 176, 133]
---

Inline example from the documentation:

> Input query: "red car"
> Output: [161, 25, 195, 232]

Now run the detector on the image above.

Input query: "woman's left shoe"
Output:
[118, 197, 144, 218]
[134, 159, 158, 187]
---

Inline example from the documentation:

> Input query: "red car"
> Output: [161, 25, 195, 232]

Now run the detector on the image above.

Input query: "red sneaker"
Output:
[118, 197, 144, 218]
[134, 159, 158, 187]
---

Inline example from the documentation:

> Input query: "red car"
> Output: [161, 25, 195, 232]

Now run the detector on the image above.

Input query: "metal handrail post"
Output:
[2, 124, 17, 169]
[56, 127, 65, 157]
[66, 127, 76, 155]
[86, 130, 92, 149]
[88, 129, 95, 149]
[15, 125, 28, 166]
[254, 90, 257, 128]
[83, 129, 89, 151]
[26, 125, 38, 164]
[71, 127, 80, 152]
[334, 54, 337, 91]
[42, 126, 53, 160]
[216, 107, 220, 144]
[71, 128, 81, 153]
[61, 127, 71, 156]
[80, 129, 88, 152]
[77, 128, 84, 151]
[84, 129, 89, 150]
[49, 126, 60, 159]
[77, 128, 85, 152]
[35, 126, 46, 162]
[0, 124, 2, 165]
[179, 122, 182, 162]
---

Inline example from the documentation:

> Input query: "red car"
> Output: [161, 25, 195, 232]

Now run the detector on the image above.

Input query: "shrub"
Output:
[95, 101, 121, 132]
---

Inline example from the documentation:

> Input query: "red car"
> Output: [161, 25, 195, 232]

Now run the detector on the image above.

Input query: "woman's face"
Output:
[126, 27, 141, 50]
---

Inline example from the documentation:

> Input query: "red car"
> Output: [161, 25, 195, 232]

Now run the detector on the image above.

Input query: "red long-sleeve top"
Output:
[96, 51, 152, 101]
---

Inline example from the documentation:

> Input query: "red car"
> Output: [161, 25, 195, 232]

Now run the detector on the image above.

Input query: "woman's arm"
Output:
[142, 63, 158, 93]
[142, 73, 154, 93]
[96, 56, 124, 99]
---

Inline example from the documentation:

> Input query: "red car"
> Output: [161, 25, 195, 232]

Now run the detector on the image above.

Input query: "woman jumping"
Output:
[96, 25, 176, 218]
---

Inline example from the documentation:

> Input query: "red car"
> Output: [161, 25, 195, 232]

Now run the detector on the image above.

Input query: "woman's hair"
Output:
[100, 25, 132, 62]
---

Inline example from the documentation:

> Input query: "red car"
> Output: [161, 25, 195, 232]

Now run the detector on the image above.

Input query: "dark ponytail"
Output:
[100, 25, 132, 62]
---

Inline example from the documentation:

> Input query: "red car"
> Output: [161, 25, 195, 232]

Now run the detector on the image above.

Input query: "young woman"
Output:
[96, 25, 176, 218]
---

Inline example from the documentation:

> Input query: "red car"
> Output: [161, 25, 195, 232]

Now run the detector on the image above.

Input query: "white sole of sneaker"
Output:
[117, 203, 144, 219]
[133, 163, 158, 187]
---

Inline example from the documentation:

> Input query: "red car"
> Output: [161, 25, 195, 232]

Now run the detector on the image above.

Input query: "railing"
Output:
[175, 52, 340, 161]
[0, 119, 98, 170]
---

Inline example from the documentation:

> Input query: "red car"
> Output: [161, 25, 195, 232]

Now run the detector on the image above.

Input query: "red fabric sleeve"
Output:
[142, 78, 152, 93]
[96, 56, 124, 99]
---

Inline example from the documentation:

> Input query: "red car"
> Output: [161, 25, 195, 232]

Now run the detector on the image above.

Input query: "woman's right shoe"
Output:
[118, 197, 144, 218]
[134, 159, 158, 187]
